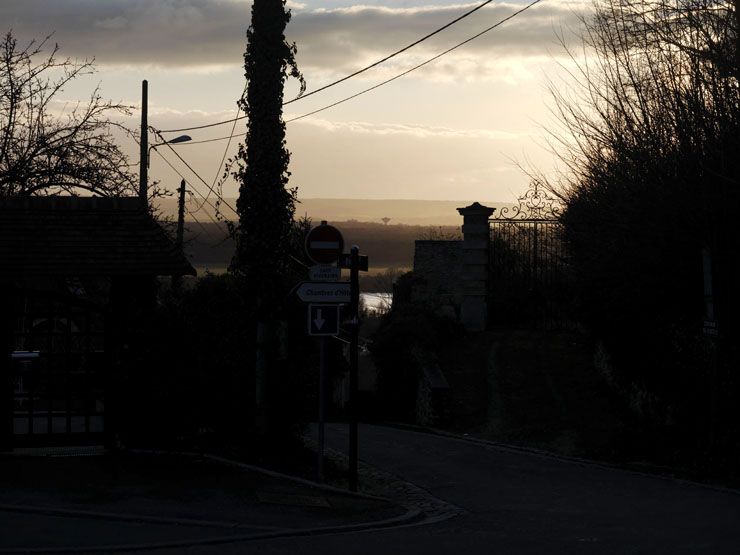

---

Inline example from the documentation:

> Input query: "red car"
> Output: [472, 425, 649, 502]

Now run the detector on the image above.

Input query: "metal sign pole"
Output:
[318, 335, 326, 481]
[349, 246, 360, 492]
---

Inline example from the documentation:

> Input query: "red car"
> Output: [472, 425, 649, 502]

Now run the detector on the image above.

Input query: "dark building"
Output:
[0, 196, 195, 449]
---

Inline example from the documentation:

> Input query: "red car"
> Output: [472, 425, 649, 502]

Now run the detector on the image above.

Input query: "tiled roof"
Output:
[0, 196, 196, 277]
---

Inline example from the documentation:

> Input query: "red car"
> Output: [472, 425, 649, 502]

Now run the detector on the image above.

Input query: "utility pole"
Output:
[172, 178, 186, 292]
[176, 179, 186, 252]
[139, 80, 148, 205]
[702, 246, 718, 447]
[318, 336, 327, 481]
[348, 245, 360, 492]
[735, 0, 740, 82]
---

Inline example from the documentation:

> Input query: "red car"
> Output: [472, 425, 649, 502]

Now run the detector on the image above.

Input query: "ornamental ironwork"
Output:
[490, 182, 562, 221]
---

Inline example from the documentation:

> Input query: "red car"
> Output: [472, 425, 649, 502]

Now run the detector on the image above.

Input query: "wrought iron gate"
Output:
[488, 183, 573, 329]
[11, 289, 107, 446]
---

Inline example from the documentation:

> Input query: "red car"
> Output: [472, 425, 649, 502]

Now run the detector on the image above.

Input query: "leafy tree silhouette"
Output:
[229, 0, 305, 435]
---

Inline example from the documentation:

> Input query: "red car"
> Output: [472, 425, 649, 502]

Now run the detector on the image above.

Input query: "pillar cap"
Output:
[457, 202, 495, 218]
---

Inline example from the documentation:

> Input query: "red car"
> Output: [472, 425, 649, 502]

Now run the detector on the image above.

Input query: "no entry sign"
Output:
[305, 222, 344, 265]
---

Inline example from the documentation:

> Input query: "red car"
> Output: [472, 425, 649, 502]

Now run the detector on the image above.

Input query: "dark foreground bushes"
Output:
[553, 0, 740, 472]
[121, 273, 315, 457]
[370, 272, 464, 421]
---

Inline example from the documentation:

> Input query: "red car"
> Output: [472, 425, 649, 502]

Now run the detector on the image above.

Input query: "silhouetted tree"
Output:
[0, 32, 135, 197]
[549, 0, 739, 462]
[381, 217, 391, 225]
[230, 0, 305, 434]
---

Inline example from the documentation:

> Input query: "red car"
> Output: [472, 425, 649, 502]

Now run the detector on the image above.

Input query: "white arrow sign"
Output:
[308, 304, 340, 336]
[314, 308, 325, 330]
[297, 282, 350, 303]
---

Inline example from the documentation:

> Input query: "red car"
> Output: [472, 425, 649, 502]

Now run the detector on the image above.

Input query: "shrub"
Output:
[370, 298, 464, 421]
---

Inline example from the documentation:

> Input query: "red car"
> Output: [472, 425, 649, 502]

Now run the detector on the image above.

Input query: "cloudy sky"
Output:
[2, 0, 588, 215]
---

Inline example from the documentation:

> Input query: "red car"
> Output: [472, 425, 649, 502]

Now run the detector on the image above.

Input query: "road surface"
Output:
[158, 424, 740, 554]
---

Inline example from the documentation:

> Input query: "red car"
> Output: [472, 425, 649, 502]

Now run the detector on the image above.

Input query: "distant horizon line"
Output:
[188, 197, 510, 204]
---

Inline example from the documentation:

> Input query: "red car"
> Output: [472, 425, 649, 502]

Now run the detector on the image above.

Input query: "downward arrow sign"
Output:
[314, 309, 325, 330]
[308, 304, 339, 336]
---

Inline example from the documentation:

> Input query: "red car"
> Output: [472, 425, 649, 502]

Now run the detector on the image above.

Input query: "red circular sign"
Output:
[305, 223, 344, 265]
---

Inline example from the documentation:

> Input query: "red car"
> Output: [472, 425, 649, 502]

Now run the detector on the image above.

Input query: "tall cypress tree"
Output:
[232, 0, 304, 433]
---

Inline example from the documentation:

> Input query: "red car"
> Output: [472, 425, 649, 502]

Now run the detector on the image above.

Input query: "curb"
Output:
[202, 452, 391, 503]
[129, 448, 390, 503]
[0, 508, 423, 554]
[380, 421, 740, 497]
[0, 503, 286, 531]
[0, 449, 420, 554]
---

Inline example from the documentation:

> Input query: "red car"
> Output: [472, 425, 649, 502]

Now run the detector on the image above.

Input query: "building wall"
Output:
[412, 240, 463, 309]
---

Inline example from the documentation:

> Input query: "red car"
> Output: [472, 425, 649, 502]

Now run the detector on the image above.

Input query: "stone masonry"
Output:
[457, 202, 495, 331]
[412, 202, 495, 331]
[412, 240, 463, 310]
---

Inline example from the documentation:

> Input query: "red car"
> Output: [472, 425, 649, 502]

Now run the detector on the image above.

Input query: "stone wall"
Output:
[412, 202, 494, 331]
[412, 240, 463, 310]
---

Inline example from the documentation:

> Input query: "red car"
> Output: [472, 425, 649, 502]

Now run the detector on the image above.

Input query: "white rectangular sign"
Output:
[309, 265, 341, 282]
[297, 282, 350, 303]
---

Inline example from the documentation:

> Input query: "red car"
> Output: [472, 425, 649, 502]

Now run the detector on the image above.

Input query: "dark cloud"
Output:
[1, 0, 583, 70]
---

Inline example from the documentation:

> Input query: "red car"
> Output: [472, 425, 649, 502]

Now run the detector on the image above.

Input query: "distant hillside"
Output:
[157, 197, 510, 226]
[183, 220, 461, 274]
[295, 198, 504, 226]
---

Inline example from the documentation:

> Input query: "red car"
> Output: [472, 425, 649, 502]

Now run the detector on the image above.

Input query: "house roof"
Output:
[0, 196, 196, 277]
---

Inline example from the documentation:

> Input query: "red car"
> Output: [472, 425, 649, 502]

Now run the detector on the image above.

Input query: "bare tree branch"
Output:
[0, 31, 135, 197]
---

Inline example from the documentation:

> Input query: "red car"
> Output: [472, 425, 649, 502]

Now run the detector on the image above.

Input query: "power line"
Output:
[151, 128, 238, 214]
[184, 206, 219, 242]
[150, 146, 229, 221]
[174, 134, 245, 146]
[147, 138, 236, 251]
[156, 0, 499, 134]
[149, 149, 236, 253]
[285, 0, 544, 124]
[157, 0, 543, 143]
[182, 192, 228, 239]
[191, 84, 247, 213]
[281, 0, 497, 105]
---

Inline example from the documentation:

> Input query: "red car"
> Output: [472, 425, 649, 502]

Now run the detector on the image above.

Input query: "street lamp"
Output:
[137, 79, 195, 204]
[147, 134, 192, 168]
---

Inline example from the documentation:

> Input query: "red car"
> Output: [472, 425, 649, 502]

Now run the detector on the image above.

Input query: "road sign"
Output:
[305, 223, 344, 265]
[297, 282, 350, 303]
[308, 304, 340, 336]
[309, 265, 341, 282]
[338, 253, 369, 272]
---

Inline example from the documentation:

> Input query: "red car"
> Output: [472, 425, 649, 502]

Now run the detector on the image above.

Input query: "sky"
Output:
[1, 0, 589, 217]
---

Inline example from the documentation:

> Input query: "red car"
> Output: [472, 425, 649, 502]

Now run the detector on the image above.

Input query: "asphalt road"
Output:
[160, 424, 740, 554]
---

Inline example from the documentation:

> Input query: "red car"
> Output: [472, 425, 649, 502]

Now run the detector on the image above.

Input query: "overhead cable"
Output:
[157, 0, 499, 134]
[158, 0, 544, 143]
[190, 84, 247, 213]
[185, 207, 219, 241]
[285, 0, 544, 123]
[284, 0, 499, 104]
[151, 127, 238, 214]
[150, 146, 230, 222]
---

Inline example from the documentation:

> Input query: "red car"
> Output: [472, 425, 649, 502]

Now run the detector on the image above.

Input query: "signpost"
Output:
[338, 253, 368, 272]
[297, 282, 350, 303]
[308, 304, 340, 336]
[347, 246, 361, 492]
[298, 221, 368, 491]
[309, 265, 341, 282]
[305, 222, 344, 265]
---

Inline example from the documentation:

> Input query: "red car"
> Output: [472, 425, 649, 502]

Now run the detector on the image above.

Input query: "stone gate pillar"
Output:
[457, 202, 495, 331]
